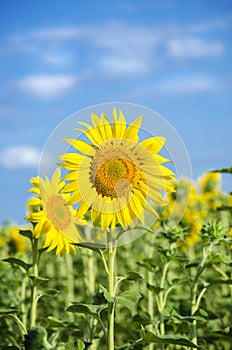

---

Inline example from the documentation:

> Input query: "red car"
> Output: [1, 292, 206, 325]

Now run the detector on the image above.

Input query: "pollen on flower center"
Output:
[93, 156, 141, 198]
[46, 195, 71, 230]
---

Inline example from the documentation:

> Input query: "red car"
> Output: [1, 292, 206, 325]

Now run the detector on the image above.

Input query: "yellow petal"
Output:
[140, 136, 166, 154]
[124, 115, 143, 142]
[63, 138, 93, 154]
[58, 153, 84, 164]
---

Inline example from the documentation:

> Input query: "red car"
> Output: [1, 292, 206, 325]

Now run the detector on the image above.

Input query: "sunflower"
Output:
[25, 168, 85, 255]
[59, 109, 175, 230]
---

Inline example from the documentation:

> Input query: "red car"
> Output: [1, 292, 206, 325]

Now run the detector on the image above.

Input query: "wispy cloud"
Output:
[156, 76, 216, 94]
[0, 145, 41, 169]
[167, 37, 224, 58]
[1, 18, 228, 91]
[16, 74, 77, 98]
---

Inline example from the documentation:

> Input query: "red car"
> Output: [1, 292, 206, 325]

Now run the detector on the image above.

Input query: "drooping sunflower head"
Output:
[25, 168, 86, 255]
[59, 108, 176, 232]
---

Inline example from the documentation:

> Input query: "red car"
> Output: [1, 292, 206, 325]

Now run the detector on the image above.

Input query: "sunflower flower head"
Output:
[59, 108, 175, 235]
[25, 168, 86, 255]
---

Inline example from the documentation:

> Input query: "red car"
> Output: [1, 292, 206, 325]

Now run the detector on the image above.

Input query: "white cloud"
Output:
[167, 37, 224, 58]
[16, 74, 76, 98]
[0, 146, 41, 169]
[101, 56, 150, 74]
[156, 76, 216, 94]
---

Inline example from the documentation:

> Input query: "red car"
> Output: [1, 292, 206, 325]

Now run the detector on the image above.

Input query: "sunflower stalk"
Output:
[107, 232, 117, 350]
[29, 237, 39, 329]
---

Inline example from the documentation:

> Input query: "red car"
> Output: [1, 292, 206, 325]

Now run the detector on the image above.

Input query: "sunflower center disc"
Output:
[46, 195, 71, 230]
[94, 157, 139, 198]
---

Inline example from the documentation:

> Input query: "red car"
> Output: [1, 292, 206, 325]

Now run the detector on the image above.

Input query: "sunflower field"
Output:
[0, 110, 231, 350]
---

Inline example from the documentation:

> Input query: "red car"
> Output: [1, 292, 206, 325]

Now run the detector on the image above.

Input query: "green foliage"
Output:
[0, 170, 232, 349]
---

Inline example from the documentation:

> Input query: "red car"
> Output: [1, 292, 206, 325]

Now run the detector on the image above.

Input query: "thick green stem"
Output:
[107, 236, 116, 350]
[21, 273, 28, 327]
[190, 283, 198, 345]
[30, 238, 39, 329]
[65, 254, 75, 305]
[190, 245, 209, 346]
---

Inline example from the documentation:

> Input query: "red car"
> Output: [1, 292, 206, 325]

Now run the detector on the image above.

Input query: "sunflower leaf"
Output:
[146, 283, 164, 295]
[74, 241, 106, 254]
[28, 275, 49, 286]
[116, 290, 141, 309]
[121, 271, 143, 281]
[19, 229, 33, 240]
[99, 284, 114, 303]
[2, 257, 32, 272]
[140, 329, 205, 349]
[210, 166, 232, 174]
[66, 303, 99, 316]
[46, 316, 66, 328]
[0, 307, 18, 315]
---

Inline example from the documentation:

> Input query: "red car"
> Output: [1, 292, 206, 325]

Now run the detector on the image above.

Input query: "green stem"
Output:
[21, 273, 28, 327]
[147, 233, 155, 350]
[156, 261, 170, 340]
[190, 283, 198, 345]
[107, 234, 116, 350]
[190, 245, 210, 346]
[65, 254, 75, 305]
[8, 314, 27, 335]
[30, 238, 39, 329]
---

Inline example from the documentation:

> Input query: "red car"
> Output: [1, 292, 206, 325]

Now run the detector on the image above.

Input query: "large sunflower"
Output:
[59, 109, 175, 230]
[25, 168, 85, 255]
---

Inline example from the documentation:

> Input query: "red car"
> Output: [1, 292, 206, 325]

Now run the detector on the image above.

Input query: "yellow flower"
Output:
[25, 168, 85, 255]
[198, 172, 221, 193]
[59, 109, 175, 230]
[8, 226, 28, 254]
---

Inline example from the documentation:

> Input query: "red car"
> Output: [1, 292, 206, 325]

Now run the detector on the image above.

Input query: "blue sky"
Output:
[0, 0, 231, 224]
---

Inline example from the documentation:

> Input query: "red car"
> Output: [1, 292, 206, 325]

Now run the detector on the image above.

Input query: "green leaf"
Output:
[74, 241, 106, 254]
[141, 329, 205, 349]
[216, 205, 232, 212]
[171, 311, 207, 324]
[66, 303, 99, 316]
[210, 166, 232, 174]
[121, 270, 143, 281]
[208, 279, 232, 286]
[2, 257, 32, 272]
[210, 253, 232, 265]
[99, 284, 114, 302]
[46, 316, 65, 328]
[28, 275, 49, 286]
[146, 283, 164, 295]
[0, 307, 18, 315]
[165, 250, 188, 264]
[137, 260, 156, 272]
[19, 229, 33, 240]
[77, 340, 85, 350]
[24, 326, 53, 349]
[61, 340, 85, 350]
[116, 290, 141, 310]
[214, 327, 232, 339]
[39, 289, 60, 299]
